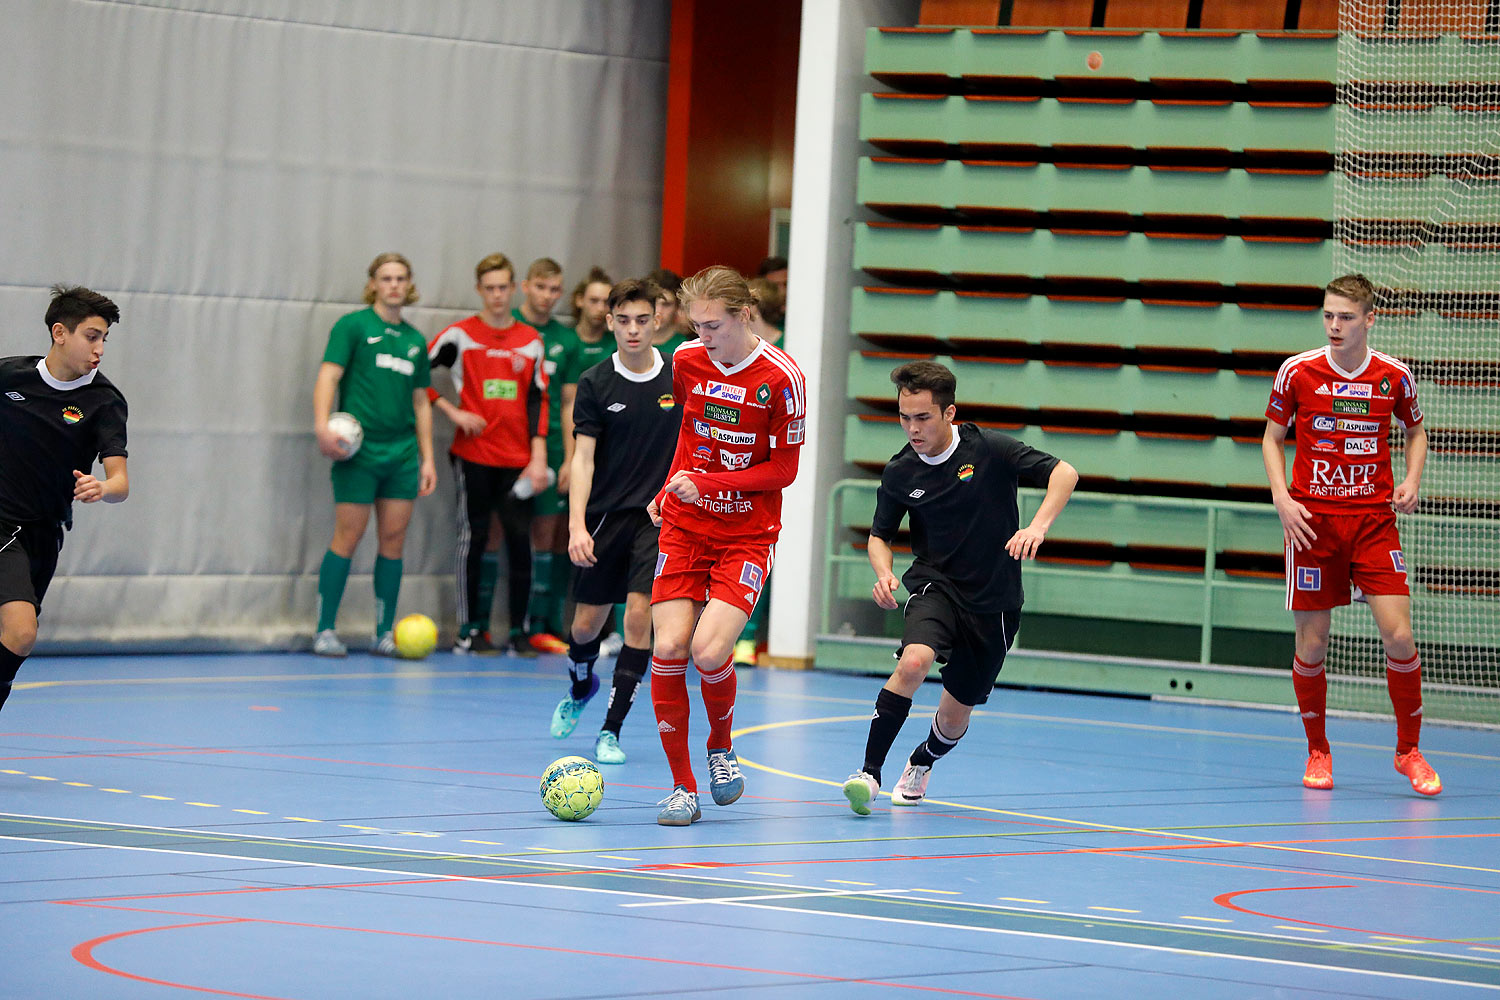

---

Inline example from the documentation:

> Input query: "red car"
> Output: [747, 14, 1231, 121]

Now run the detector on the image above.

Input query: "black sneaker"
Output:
[453, 628, 500, 656]
[504, 630, 539, 658]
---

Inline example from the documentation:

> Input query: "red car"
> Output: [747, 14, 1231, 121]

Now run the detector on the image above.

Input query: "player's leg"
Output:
[688, 597, 751, 805]
[0, 600, 37, 714]
[453, 460, 498, 654]
[525, 506, 569, 653]
[0, 524, 55, 712]
[1291, 608, 1334, 788]
[477, 511, 503, 635]
[496, 477, 538, 657]
[316, 496, 371, 656]
[1367, 593, 1439, 794]
[552, 600, 610, 739]
[597, 590, 652, 763]
[370, 495, 414, 655]
[547, 514, 576, 651]
[652, 595, 703, 825]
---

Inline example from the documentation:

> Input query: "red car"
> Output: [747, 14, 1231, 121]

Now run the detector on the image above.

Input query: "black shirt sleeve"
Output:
[95, 388, 128, 460]
[572, 369, 603, 439]
[870, 466, 908, 542]
[988, 431, 1058, 489]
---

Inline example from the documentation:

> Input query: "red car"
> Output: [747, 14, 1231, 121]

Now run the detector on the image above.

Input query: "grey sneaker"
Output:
[599, 631, 624, 658]
[594, 730, 626, 764]
[312, 629, 346, 658]
[842, 770, 880, 816]
[656, 785, 701, 826]
[372, 631, 397, 657]
[890, 758, 931, 806]
[706, 748, 745, 806]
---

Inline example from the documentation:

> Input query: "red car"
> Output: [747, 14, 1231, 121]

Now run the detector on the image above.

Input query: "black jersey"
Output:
[871, 422, 1058, 614]
[0, 356, 128, 524]
[571, 349, 681, 517]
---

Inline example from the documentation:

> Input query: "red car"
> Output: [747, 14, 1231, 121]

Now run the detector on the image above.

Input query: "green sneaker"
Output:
[843, 770, 879, 816]
[550, 673, 600, 738]
[594, 731, 626, 764]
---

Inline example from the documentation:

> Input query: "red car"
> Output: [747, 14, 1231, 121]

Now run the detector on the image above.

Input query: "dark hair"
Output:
[646, 267, 682, 295]
[891, 360, 956, 411]
[608, 278, 662, 314]
[571, 266, 614, 307]
[1325, 273, 1377, 313]
[46, 284, 119, 336]
[757, 255, 787, 276]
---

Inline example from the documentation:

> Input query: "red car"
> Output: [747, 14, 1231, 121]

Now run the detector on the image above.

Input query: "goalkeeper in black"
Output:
[843, 360, 1077, 814]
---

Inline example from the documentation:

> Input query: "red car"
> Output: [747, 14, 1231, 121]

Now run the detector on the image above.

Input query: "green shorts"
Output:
[534, 483, 567, 517]
[330, 436, 420, 503]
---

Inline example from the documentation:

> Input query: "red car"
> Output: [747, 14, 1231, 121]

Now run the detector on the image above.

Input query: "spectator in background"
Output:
[647, 267, 692, 358]
[757, 255, 788, 327]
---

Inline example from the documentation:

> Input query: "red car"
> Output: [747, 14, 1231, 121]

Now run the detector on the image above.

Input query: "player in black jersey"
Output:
[843, 361, 1077, 814]
[550, 279, 681, 763]
[0, 286, 130, 716]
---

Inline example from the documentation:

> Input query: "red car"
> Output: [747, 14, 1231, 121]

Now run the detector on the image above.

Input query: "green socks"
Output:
[317, 550, 352, 632]
[373, 555, 402, 635]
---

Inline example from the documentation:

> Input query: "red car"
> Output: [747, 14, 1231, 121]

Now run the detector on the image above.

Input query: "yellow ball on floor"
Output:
[393, 613, 438, 659]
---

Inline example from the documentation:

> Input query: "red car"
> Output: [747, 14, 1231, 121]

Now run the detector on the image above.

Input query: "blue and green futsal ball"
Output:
[540, 756, 604, 821]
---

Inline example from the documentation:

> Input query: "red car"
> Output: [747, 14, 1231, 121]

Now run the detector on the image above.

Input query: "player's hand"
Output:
[453, 410, 487, 437]
[647, 498, 662, 527]
[417, 459, 438, 497]
[664, 470, 700, 504]
[872, 572, 901, 610]
[1274, 495, 1317, 551]
[522, 460, 549, 496]
[1005, 525, 1046, 561]
[73, 470, 105, 503]
[315, 425, 350, 460]
[1392, 481, 1420, 514]
[567, 525, 596, 567]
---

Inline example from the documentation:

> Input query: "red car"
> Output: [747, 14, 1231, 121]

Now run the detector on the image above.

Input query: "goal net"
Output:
[1330, 0, 1500, 725]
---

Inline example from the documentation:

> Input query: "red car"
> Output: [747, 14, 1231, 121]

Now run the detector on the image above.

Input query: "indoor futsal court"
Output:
[4, 649, 1498, 999]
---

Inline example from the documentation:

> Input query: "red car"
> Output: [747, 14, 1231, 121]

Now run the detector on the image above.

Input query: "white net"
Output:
[1331, 0, 1500, 725]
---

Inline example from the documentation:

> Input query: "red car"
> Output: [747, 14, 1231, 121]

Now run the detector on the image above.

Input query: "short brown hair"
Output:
[891, 360, 956, 412]
[680, 265, 756, 315]
[475, 253, 514, 283]
[608, 278, 662, 314]
[362, 252, 419, 305]
[571, 266, 614, 307]
[646, 267, 681, 295]
[1325, 273, 1376, 313]
[526, 257, 562, 281]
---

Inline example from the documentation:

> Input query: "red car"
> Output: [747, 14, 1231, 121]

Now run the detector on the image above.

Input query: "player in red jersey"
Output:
[429, 253, 551, 657]
[646, 266, 806, 826]
[1262, 273, 1439, 796]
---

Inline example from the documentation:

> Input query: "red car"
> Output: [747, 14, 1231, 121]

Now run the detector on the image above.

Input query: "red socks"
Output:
[698, 656, 736, 751]
[1386, 651, 1423, 754]
[650, 656, 694, 791]
[1292, 655, 1329, 754]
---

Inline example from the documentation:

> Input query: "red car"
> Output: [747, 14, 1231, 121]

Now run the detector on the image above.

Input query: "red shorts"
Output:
[1285, 510, 1408, 611]
[650, 523, 774, 617]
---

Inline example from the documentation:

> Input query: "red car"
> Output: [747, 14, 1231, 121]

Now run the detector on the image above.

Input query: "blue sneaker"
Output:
[594, 730, 626, 764]
[706, 748, 745, 806]
[656, 785, 701, 826]
[549, 673, 601, 738]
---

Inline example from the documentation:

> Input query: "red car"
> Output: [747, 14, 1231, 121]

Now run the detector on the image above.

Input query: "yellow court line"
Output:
[15, 668, 541, 691]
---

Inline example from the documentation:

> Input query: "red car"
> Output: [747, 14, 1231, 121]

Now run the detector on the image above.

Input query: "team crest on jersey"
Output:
[1379, 376, 1391, 396]
[658, 393, 675, 410]
[61, 405, 83, 424]
[956, 463, 975, 482]
[408, 345, 420, 358]
[705, 381, 746, 403]
[1390, 550, 1406, 573]
[755, 383, 771, 406]
[1296, 567, 1321, 591]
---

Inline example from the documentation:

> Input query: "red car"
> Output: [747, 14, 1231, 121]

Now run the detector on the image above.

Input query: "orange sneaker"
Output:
[528, 632, 569, 655]
[1302, 750, 1333, 790]
[1394, 748, 1442, 796]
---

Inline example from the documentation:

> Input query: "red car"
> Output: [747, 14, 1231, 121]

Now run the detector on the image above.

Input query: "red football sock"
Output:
[1292, 655, 1329, 754]
[697, 655, 737, 751]
[650, 656, 695, 792]
[1386, 651, 1423, 754]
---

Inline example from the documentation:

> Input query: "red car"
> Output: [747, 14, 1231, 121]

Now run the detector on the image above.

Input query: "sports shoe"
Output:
[452, 628, 499, 656]
[503, 629, 538, 659]
[889, 759, 931, 806]
[1394, 748, 1442, 796]
[550, 673, 601, 738]
[706, 748, 745, 806]
[312, 629, 346, 658]
[594, 730, 626, 764]
[843, 771, 880, 816]
[656, 785, 701, 826]
[733, 638, 758, 666]
[599, 631, 624, 658]
[529, 632, 569, 655]
[371, 631, 397, 657]
[1302, 749, 1333, 789]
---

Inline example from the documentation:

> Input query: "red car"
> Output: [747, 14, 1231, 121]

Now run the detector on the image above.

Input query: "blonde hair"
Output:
[363, 252, 419, 305]
[1325, 273, 1376, 313]
[680, 265, 756, 316]
[475, 252, 514, 283]
[526, 257, 563, 281]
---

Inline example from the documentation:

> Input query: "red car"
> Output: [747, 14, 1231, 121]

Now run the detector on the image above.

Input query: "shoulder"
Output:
[760, 342, 805, 384]
[1370, 350, 1415, 382]
[329, 309, 368, 334]
[91, 371, 129, 407]
[0, 356, 37, 379]
[1273, 347, 1326, 390]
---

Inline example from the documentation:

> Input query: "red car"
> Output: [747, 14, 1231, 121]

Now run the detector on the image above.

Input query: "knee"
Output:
[3, 621, 37, 658]
[1381, 625, 1416, 660]
[654, 633, 690, 663]
[691, 636, 734, 671]
[935, 702, 973, 736]
[892, 651, 931, 688]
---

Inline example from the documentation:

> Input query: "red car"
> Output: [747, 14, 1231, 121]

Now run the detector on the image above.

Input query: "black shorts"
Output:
[0, 519, 65, 612]
[900, 583, 1021, 707]
[573, 508, 660, 606]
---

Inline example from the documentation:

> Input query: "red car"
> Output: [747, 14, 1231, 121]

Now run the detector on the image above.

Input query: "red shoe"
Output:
[1394, 748, 1442, 796]
[1302, 750, 1333, 790]
[528, 632, 569, 655]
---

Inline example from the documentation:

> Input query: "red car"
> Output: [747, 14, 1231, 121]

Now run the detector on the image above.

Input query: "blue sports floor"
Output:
[3, 650, 1498, 999]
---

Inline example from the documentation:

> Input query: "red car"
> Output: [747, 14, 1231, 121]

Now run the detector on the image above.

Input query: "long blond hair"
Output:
[680, 265, 756, 318]
[363, 252, 420, 305]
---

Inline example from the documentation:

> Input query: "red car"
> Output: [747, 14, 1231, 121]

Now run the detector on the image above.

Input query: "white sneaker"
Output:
[599, 632, 624, 658]
[842, 771, 880, 816]
[372, 631, 396, 657]
[889, 759, 931, 806]
[312, 629, 346, 657]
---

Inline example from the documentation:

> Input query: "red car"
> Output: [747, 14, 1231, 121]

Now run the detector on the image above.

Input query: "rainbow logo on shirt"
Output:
[658, 393, 675, 410]
[957, 463, 974, 482]
[61, 406, 83, 424]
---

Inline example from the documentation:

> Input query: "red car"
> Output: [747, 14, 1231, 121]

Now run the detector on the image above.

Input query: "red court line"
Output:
[1, 750, 233, 762]
[1214, 885, 1492, 946]
[73, 919, 286, 999]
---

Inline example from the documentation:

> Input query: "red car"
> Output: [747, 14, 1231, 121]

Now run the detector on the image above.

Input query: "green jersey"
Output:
[322, 307, 431, 442]
[560, 328, 612, 385]
[516, 308, 577, 464]
[656, 331, 692, 364]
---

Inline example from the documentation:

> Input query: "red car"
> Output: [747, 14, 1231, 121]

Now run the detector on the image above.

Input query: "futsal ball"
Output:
[327, 411, 363, 459]
[540, 755, 604, 821]
[393, 613, 438, 660]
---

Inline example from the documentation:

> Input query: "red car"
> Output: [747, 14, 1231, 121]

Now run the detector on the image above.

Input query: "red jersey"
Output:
[1266, 346, 1422, 514]
[660, 338, 807, 544]
[428, 315, 549, 468]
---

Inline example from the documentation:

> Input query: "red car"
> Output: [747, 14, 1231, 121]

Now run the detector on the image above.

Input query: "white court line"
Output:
[624, 888, 912, 908]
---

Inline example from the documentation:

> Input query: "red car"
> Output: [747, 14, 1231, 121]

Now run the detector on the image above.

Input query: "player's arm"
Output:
[74, 454, 129, 504]
[427, 331, 485, 437]
[413, 389, 437, 497]
[313, 362, 350, 459]
[1262, 418, 1316, 550]
[1393, 423, 1428, 514]
[567, 434, 599, 566]
[558, 381, 579, 494]
[1006, 460, 1078, 560]
[663, 446, 799, 503]
[867, 533, 902, 610]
